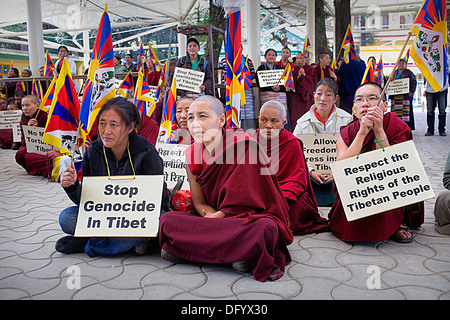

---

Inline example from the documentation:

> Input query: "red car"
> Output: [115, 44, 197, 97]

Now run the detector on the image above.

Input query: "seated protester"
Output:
[0, 97, 12, 149]
[1, 67, 19, 101]
[293, 79, 352, 207]
[328, 82, 424, 243]
[55, 97, 169, 257]
[137, 111, 159, 146]
[433, 150, 450, 235]
[174, 95, 194, 144]
[0, 97, 8, 111]
[167, 37, 214, 97]
[159, 96, 293, 282]
[143, 56, 162, 86]
[21, 68, 33, 94]
[15, 95, 54, 178]
[256, 49, 290, 131]
[254, 100, 328, 235]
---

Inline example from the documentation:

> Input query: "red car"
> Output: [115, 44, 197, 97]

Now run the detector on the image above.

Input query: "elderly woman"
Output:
[293, 79, 352, 206]
[329, 82, 424, 242]
[55, 97, 169, 257]
[159, 95, 293, 282]
[1, 67, 19, 100]
[254, 100, 328, 235]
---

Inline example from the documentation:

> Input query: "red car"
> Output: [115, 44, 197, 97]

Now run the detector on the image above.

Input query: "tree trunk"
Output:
[315, 0, 329, 57]
[333, 0, 351, 60]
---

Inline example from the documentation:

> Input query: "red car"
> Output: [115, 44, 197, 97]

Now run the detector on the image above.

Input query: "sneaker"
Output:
[231, 260, 252, 273]
[55, 236, 88, 254]
[11, 142, 21, 150]
[439, 132, 447, 136]
[425, 132, 434, 136]
[134, 241, 150, 256]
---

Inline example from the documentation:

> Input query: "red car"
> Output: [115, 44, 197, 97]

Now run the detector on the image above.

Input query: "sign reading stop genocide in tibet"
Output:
[75, 175, 164, 237]
[330, 140, 435, 222]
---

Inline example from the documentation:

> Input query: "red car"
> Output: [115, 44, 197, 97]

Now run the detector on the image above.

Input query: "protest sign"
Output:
[22, 125, 53, 155]
[331, 140, 434, 222]
[75, 175, 164, 237]
[174, 67, 205, 93]
[386, 78, 410, 96]
[0, 110, 22, 129]
[257, 69, 285, 88]
[156, 142, 189, 190]
[12, 123, 21, 143]
[297, 133, 337, 174]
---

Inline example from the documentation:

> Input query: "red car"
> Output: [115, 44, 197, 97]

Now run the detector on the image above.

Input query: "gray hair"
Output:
[260, 100, 286, 121]
[193, 95, 225, 116]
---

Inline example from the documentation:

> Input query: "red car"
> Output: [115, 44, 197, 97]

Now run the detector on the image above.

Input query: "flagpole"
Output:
[70, 123, 82, 167]
[377, 32, 412, 106]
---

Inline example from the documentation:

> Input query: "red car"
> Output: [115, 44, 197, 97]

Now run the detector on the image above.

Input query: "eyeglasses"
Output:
[354, 95, 383, 105]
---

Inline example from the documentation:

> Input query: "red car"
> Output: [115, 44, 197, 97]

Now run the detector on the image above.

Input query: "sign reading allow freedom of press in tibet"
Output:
[297, 133, 337, 174]
[386, 78, 410, 96]
[156, 142, 189, 190]
[330, 140, 434, 222]
[257, 69, 285, 88]
[75, 175, 164, 237]
[174, 67, 205, 93]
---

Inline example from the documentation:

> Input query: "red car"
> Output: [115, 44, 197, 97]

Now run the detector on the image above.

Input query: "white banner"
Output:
[174, 67, 205, 93]
[156, 143, 189, 190]
[0, 110, 22, 129]
[296, 133, 338, 174]
[75, 175, 164, 237]
[22, 125, 53, 155]
[330, 140, 434, 222]
[257, 69, 285, 88]
[386, 78, 410, 96]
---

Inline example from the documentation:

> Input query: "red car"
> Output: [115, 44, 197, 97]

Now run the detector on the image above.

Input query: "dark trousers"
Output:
[426, 89, 447, 134]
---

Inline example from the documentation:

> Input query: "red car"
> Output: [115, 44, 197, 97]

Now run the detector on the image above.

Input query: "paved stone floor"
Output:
[0, 109, 449, 301]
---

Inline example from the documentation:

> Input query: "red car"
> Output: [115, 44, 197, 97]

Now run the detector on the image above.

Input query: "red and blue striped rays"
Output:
[45, 51, 55, 77]
[242, 55, 252, 90]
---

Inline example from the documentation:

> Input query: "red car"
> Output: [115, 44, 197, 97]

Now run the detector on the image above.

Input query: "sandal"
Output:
[390, 226, 413, 243]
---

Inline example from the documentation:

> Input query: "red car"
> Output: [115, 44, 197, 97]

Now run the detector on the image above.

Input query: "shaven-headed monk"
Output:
[159, 95, 293, 282]
[329, 82, 424, 242]
[254, 100, 328, 235]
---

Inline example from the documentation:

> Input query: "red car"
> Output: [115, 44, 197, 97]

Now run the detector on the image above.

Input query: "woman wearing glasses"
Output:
[328, 82, 424, 243]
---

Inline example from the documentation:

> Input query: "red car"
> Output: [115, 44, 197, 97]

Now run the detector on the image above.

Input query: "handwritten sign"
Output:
[296, 133, 337, 174]
[386, 78, 410, 96]
[0, 110, 22, 129]
[174, 67, 205, 93]
[156, 142, 189, 190]
[257, 69, 285, 88]
[22, 125, 53, 155]
[331, 140, 434, 222]
[75, 175, 164, 237]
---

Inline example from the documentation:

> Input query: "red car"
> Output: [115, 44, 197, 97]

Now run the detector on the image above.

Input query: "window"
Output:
[400, 15, 406, 29]
[382, 14, 389, 29]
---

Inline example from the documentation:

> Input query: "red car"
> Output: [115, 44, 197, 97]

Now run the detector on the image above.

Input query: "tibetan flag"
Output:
[341, 24, 356, 64]
[39, 76, 57, 112]
[134, 69, 156, 117]
[136, 39, 146, 71]
[410, 0, 447, 92]
[225, 9, 245, 128]
[16, 80, 26, 93]
[44, 51, 56, 77]
[79, 4, 115, 137]
[43, 59, 84, 155]
[10, 60, 14, 68]
[158, 78, 177, 144]
[32, 78, 43, 100]
[374, 55, 384, 86]
[404, 47, 410, 64]
[282, 63, 295, 92]
[361, 57, 375, 84]
[243, 55, 253, 90]
[331, 58, 337, 71]
[303, 35, 313, 60]
[148, 42, 161, 72]
[155, 60, 167, 101]
[116, 70, 134, 97]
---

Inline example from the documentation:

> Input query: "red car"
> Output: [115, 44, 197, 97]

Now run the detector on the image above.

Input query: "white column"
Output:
[82, 2, 90, 70]
[246, 0, 260, 66]
[26, 0, 44, 75]
[177, 30, 186, 57]
[307, 0, 315, 61]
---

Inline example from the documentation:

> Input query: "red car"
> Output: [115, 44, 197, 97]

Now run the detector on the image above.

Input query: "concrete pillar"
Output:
[26, 0, 44, 75]
[246, 0, 260, 67]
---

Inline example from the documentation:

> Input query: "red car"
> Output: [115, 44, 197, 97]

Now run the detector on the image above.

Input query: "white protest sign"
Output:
[386, 78, 410, 96]
[12, 123, 21, 143]
[75, 175, 164, 237]
[297, 133, 337, 174]
[0, 110, 22, 129]
[22, 125, 53, 155]
[156, 142, 189, 190]
[330, 140, 434, 222]
[174, 67, 205, 93]
[257, 69, 285, 88]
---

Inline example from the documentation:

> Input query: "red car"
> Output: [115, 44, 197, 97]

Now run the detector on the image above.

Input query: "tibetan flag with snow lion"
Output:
[410, 0, 447, 92]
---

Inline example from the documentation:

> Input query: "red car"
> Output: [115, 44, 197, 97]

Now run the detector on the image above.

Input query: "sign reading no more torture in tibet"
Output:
[330, 140, 435, 222]
[75, 175, 164, 237]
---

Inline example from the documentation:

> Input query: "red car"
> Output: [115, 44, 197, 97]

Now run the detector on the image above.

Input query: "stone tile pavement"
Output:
[0, 109, 449, 301]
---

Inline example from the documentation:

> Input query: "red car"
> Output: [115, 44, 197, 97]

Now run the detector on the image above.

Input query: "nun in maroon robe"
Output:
[137, 112, 159, 145]
[328, 83, 424, 242]
[254, 127, 329, 235]
[159, 102, 293, 282]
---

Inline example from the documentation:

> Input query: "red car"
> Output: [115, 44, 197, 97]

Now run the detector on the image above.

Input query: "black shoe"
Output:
[55, 236, 88, 254]
[439, 132, 447, 136]
[425, 132, 434, 136]
[11, 142, 21, 150]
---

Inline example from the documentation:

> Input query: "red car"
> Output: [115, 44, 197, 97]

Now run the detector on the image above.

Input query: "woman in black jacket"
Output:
[56, 97, 169, 257]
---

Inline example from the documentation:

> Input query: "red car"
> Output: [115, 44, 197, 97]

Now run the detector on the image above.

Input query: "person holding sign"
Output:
[167, 37, 214, 97]
[254, 100, 328, 235]
[56, 97, 169, 257]
[328, 82, 424, 243]
[293, 79, 352, 206]
[159, 95, 293, 282]
[15, 95, 56, 178]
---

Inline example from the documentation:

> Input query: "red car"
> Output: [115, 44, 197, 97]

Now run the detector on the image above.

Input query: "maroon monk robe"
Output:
[15, 110, 52, 177]
[0, 128, 13, 149]
[159, 128, 293, 282]
[314, 64, 335, 82]
[137, 112, 159, 145]
[254, 129, 328, 235]
[290, 64, 316, 128]
[328, 112, 424, 241]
